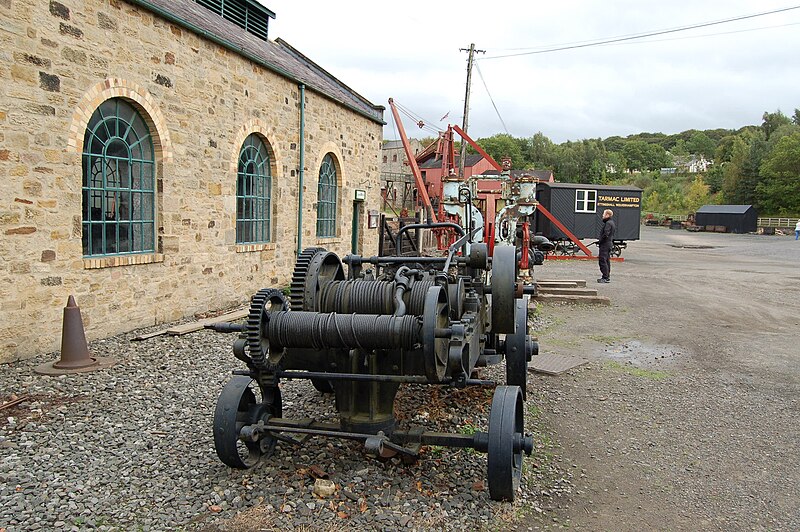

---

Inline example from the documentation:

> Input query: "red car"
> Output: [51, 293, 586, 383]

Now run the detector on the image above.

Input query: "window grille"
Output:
[82, 98, 155, 257]
[316, 154, 337, 237]
[575, 189, 597, 213]
[194, 0, 275, 40]
[236, 134, 272, 244]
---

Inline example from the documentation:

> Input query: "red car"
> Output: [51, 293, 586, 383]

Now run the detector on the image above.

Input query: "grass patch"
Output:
[545, 338, 582, 349]
[603, 360, 669, 380]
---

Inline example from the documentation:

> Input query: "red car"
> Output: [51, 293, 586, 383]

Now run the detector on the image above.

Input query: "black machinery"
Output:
[209, 225, 551, 501]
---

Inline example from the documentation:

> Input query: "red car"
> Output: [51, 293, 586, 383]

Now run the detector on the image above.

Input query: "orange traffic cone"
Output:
[34, 295, 116, 375]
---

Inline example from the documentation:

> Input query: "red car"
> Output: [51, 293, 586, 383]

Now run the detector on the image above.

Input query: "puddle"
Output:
[598, 340, 682, 367]
[668, 244, 716, 249]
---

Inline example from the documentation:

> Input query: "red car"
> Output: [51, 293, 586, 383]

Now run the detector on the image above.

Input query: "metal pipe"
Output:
[297, 84, 305, 256]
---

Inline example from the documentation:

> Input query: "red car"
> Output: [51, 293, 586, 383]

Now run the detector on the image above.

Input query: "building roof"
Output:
[696, 205, 753, 214]
[418, 153, 484, 169]
[129, 0, 384, 124]
[538, 182, 642, 192]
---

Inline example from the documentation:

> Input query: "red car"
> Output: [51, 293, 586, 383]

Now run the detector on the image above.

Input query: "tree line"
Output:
[459, 108, 800, 216]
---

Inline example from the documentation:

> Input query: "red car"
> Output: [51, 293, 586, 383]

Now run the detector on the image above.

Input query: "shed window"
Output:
[575, 189, 597, 213]
[236, 134, 272, 244]
[82, 98, 155, 257]
[316, 154, 337, 237]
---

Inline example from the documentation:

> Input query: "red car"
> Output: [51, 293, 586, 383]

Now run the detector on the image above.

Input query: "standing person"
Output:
[597, 209, 616, 283]
[795, 219, 800, 240]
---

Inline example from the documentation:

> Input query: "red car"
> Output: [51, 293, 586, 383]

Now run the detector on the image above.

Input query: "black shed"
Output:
[534, 183, 642, 241]
[694, 205, 758, 233]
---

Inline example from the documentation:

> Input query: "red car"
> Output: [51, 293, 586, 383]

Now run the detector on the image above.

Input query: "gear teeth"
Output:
[246, 288, 288, 371]
[289, 247, 323, 311]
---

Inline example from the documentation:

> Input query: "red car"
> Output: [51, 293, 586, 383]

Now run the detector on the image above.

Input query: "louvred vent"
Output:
[195, 0, 274, 41]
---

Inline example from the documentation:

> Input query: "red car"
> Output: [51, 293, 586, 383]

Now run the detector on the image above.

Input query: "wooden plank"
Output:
[530, 354, 587, 375]
[131, 330, 169, 341]
[167, 308, 249, 336]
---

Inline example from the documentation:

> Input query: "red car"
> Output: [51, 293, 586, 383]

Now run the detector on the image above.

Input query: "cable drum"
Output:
[318, 279, 435, 316]
[319, 280, 395, 314]
[408, 280, 435, 315]
[268, 311, 421, 351]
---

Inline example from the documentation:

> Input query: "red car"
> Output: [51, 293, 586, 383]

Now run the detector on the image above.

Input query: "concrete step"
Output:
[537, 287, 598, 296]
[535, 279, 587, 288]
[533, 293, 610, 306]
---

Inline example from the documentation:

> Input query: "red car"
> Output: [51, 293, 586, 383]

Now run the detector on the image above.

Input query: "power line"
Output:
[596, 21, 800, 48]
[474, 62, 509, 134]
[481, 5, 800, 60]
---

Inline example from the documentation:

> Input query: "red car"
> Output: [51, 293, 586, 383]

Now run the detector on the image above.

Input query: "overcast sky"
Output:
[266, 1, 800, 143]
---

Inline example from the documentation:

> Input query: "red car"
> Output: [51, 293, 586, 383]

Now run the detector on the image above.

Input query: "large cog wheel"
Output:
[246, 288, 289, 371]
[289, 248, 345, 311]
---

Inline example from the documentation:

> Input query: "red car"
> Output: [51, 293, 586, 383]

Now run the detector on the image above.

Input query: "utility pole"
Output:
[458, 43, 484, 179]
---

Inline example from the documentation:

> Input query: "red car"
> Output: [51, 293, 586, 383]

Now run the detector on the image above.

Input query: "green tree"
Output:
[793, 108, 800, 126]
[761, 110, 791, 140]
[686, 131, 716, 159]
[475, 134, 526, 168]
[671, 139, 689, 157]
[527, 132, 556, 168]
[685, 176, 711, 212]
[756, 132, 800, 214]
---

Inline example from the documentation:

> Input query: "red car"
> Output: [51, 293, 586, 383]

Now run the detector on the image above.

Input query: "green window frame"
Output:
[82, 98, 156, 257]
[316, 153, 337, 238]
[236, 134, 272, 244]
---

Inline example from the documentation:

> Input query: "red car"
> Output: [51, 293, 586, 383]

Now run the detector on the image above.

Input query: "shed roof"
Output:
[537, 182, 642, 192]
[696, 205, 753, 214]
[418, 154, 484, 169]
[129, 0, 384, 124]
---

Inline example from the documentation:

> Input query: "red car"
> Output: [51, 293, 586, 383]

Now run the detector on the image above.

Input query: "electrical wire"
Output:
[474, 62, 509, 134]
[481, 5, 800, 60]
[595, 21, 800, 48]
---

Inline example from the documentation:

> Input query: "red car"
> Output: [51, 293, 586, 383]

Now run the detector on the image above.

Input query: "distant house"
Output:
[381, 139, 423, 177]
[672, 155, 713, 173]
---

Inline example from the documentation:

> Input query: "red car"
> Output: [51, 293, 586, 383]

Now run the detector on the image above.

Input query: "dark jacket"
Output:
[599, 218, 616, 248]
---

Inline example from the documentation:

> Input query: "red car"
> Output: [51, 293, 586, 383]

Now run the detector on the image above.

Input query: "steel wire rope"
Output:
[480, 5, 800, 59]
[475, 62, 509, 135]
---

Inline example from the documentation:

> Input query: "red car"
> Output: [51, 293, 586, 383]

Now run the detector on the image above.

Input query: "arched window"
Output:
[316, 153, 337, 237]
[82, 98, 155, 256]
[236, 134, 272, 244]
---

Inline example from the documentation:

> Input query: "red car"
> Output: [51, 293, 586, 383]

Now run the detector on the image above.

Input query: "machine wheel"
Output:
[556, 241, 577, 256]
[246, 288, 289, 370]
[491, 245, 518, 334]
[422, 286, 450, 382]
[487, 385, 529, 502]
[504, 298, 529, 400]
[612, 243, 623, 257]
[213, 376, 282, 469]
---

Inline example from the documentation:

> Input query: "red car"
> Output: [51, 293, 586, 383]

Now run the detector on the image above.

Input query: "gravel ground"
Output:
[5, 226, 797, 531]
[0, 310, 567, 531]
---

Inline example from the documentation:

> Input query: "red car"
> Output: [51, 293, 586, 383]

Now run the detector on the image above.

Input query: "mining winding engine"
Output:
[210, 226, 551, 501]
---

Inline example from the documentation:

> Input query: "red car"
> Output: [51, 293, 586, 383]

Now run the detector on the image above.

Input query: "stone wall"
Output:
[0, 0, 383, 362]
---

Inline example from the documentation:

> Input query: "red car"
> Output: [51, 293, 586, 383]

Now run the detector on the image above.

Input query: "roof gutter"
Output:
[126, 0, 384, 125]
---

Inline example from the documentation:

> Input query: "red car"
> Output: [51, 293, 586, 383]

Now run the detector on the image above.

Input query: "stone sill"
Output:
[83, 253, 164, 269]
[315, 237, 342, 246]
[235, 243, 276, 253]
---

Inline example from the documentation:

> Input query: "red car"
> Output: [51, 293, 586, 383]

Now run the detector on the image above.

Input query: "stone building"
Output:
[0, 0, 385, 361]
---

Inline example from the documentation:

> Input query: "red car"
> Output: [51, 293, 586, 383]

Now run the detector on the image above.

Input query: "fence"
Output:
[757, 217, 799, 228]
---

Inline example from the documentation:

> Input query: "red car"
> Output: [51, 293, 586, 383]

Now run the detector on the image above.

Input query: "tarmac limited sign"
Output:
[598, 195, 640, 208]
